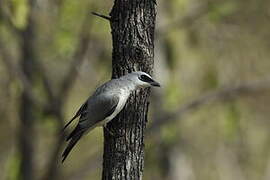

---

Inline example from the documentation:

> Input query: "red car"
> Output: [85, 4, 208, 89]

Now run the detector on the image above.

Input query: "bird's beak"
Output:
[150, 80, 161, 87]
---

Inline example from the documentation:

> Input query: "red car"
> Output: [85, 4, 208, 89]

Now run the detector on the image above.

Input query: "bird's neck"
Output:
[119, 78, 137, 92]
[126, 83, 137, 92]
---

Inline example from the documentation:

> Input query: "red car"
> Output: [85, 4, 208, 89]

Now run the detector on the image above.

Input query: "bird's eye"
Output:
[139, 75, 153, 83]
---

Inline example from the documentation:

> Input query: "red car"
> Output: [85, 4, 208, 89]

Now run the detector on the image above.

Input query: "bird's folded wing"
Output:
[62, 101, 88, 131]
[81, 94, 119, 125]
[66, 94, 119, 141]
[62, 94, 119, 162]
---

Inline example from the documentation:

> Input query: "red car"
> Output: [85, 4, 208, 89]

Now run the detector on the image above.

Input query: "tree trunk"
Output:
[18, 1, 36, 179]
[102, 0, 156, 180]
[19, 22, 36, 180]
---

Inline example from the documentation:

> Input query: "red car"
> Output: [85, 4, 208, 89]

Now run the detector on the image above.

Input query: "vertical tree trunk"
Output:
[102, 0, 156, 179]
[18, 1, 36, 179]
[19, 25, 36, 180]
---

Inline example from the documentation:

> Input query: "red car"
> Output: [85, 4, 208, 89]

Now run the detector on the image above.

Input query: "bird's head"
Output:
[124, 71, 160, 89]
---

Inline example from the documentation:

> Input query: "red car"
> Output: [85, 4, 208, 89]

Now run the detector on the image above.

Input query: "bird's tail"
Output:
[62, 129, 84, 163]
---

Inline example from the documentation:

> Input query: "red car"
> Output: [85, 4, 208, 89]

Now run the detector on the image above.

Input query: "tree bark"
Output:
[102, 0, 156, 180]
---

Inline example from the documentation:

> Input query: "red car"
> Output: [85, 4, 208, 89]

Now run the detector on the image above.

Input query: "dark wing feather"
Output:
[62, 101, 88, 131]
[62, 131, 83, 163]
[66, 103, 117, 142]
[61, 94, 119, 163]
[104, 103, 118, 118]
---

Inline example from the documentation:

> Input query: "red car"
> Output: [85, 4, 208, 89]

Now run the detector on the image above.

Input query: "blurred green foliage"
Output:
[1, 0, 270, 180]
[11, 0, 29, 29]
[207, 1, 238, 22]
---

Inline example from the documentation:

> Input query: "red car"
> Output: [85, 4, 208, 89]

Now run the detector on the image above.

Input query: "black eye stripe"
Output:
[139, 75, 153, 83]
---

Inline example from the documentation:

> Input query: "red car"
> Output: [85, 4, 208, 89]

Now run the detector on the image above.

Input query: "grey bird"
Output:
[62, 71, 160, 162]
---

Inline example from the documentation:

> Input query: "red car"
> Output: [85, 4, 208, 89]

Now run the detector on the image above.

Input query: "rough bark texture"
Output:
[102, 0, 156, 180]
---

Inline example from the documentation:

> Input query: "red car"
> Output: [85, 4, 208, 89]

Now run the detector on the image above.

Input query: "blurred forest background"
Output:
[1, 0, 270, 180]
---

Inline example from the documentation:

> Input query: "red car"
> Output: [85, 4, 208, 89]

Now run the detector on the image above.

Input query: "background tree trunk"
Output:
[18, 8, 36, 180]
[102, 0, 156, 179]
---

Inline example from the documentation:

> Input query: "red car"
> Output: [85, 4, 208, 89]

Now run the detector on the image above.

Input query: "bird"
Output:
[61, 71, 160, 162]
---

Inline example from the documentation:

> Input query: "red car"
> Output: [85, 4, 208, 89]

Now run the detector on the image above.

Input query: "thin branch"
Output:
[36, 61, 56, 102]
[41, 112, 65, 180]
[0, 44, 44, 108]
[147, 78, 270, 135]
[0, 0, 52, 109]
[155, 4, 208, 39]
[91, 12, 111, 21]
[0, 4, 22, 35]
[58, 16, 92, 101]
[58, 35, 89, 100]
[42, 12, 93, 180]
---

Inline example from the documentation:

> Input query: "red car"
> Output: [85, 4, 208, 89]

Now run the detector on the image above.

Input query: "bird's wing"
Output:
[62, 79, 119, 131]
[61, 93, 119, 162]
[62, 101, 88, 131]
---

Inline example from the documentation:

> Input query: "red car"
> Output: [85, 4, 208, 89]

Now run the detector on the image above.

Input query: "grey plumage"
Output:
[62, 71, 160, 162]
